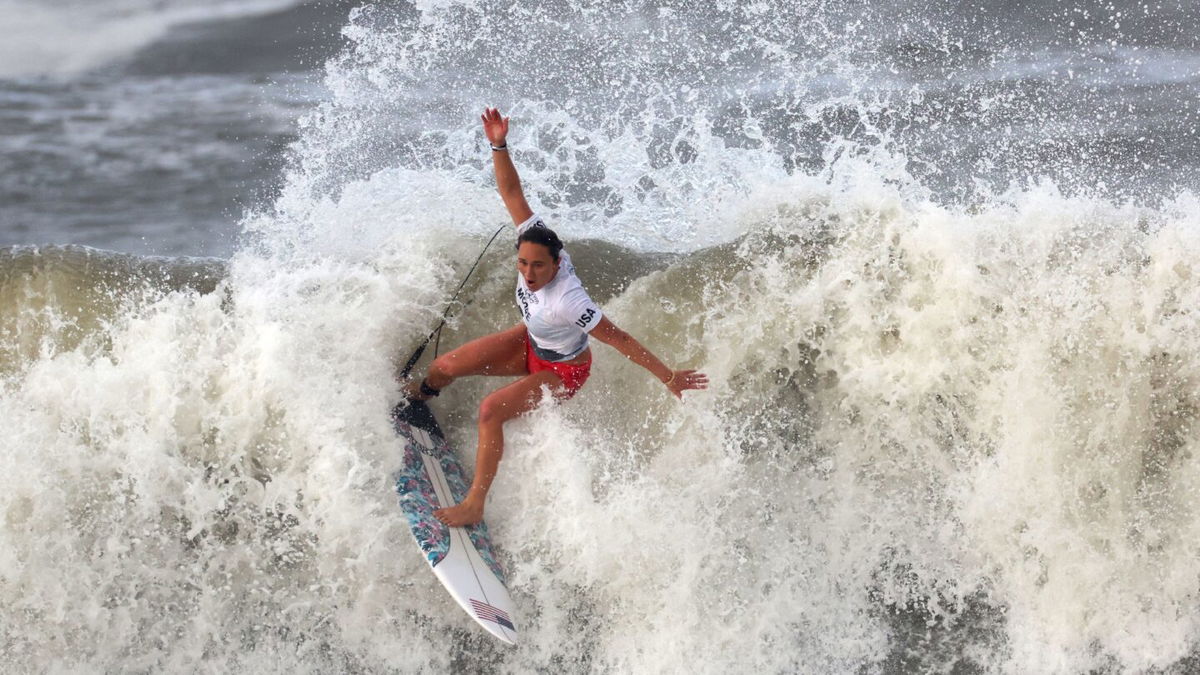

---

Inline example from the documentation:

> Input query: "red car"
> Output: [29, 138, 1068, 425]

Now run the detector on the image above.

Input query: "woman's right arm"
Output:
[481, 107, 534, 226]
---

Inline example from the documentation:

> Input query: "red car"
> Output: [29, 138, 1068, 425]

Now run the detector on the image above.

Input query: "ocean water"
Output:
[0, 0, 352, 256]
[3, 0, 1200, 672]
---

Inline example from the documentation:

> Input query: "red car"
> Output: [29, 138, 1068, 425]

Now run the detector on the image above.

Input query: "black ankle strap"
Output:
[419, 379, 441, 397]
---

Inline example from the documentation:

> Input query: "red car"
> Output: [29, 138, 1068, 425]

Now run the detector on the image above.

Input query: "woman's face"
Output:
[516, 241, 558, 291]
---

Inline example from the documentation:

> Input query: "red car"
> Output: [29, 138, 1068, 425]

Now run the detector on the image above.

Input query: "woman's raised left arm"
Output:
[589, 316, 708, 399]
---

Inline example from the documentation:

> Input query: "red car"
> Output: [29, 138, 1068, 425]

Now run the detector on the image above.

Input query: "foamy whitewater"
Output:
[3, 0, 1200, 672]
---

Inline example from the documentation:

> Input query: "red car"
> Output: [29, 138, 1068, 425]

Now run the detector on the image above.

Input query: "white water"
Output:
[3, 0, 1200, 671]
[5, 168, 1199, 671]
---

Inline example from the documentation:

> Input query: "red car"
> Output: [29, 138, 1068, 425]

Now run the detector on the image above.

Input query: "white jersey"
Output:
[515, 214, 603, 362]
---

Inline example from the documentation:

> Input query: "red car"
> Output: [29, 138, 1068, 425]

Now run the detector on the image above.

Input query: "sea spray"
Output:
[3, 0, 1200, 671]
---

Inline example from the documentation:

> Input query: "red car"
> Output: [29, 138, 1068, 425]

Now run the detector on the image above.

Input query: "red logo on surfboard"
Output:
[470, 599, 515, 631]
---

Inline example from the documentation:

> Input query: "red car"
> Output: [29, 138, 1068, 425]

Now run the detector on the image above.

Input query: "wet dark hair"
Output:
[515, 223, 564, 262]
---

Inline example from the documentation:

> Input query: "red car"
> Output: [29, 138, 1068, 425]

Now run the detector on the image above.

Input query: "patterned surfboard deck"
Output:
[391, 400, 518, 643]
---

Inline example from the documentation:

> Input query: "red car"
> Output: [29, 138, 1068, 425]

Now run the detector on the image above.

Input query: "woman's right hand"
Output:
[482, 107, 509, 147]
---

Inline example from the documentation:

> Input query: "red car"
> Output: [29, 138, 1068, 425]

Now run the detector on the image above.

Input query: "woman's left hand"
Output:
[664, 369, 708, 399]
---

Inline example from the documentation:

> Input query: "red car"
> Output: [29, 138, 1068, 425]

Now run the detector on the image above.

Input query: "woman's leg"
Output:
[433, 370, 565, 526]
[405, 323, 527, 399]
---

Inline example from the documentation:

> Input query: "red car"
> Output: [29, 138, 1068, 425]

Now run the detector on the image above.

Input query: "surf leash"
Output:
[398, 223, 508, 380]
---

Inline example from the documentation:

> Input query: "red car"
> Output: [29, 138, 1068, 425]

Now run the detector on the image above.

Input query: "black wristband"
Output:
[491, 143, 508, 151]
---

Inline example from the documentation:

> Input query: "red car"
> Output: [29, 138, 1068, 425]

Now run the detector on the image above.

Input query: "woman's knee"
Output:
[478, 394, 512, 427]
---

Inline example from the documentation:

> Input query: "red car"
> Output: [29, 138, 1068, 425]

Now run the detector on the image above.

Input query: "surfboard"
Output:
[391, 400, 519, 645]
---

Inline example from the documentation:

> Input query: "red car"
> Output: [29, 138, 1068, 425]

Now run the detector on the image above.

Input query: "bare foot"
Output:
[434, 498, 484, 527]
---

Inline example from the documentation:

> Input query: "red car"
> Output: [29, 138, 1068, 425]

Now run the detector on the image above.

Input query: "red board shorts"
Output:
[524, 333, 592, 399]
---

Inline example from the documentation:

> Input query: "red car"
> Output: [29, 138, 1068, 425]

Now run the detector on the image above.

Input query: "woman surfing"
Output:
[403, 107, 708, 527]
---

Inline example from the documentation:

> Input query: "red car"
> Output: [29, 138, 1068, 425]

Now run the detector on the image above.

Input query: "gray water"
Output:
[3, 1, 1200, 672]
[0, 0, 355, 256]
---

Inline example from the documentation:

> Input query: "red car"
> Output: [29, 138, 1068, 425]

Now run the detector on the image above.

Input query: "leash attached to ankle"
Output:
[419, 379, 441, 398]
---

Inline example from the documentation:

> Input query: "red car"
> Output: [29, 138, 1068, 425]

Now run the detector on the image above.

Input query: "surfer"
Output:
[403, 107, 708, 527]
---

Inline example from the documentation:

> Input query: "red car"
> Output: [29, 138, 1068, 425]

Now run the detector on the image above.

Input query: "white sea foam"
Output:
[3, 0, 1200, 671]
[4, 162, 1200, 671]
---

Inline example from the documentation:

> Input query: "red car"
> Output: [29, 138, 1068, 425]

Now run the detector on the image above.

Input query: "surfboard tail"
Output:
[432, 532, 520, 645]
